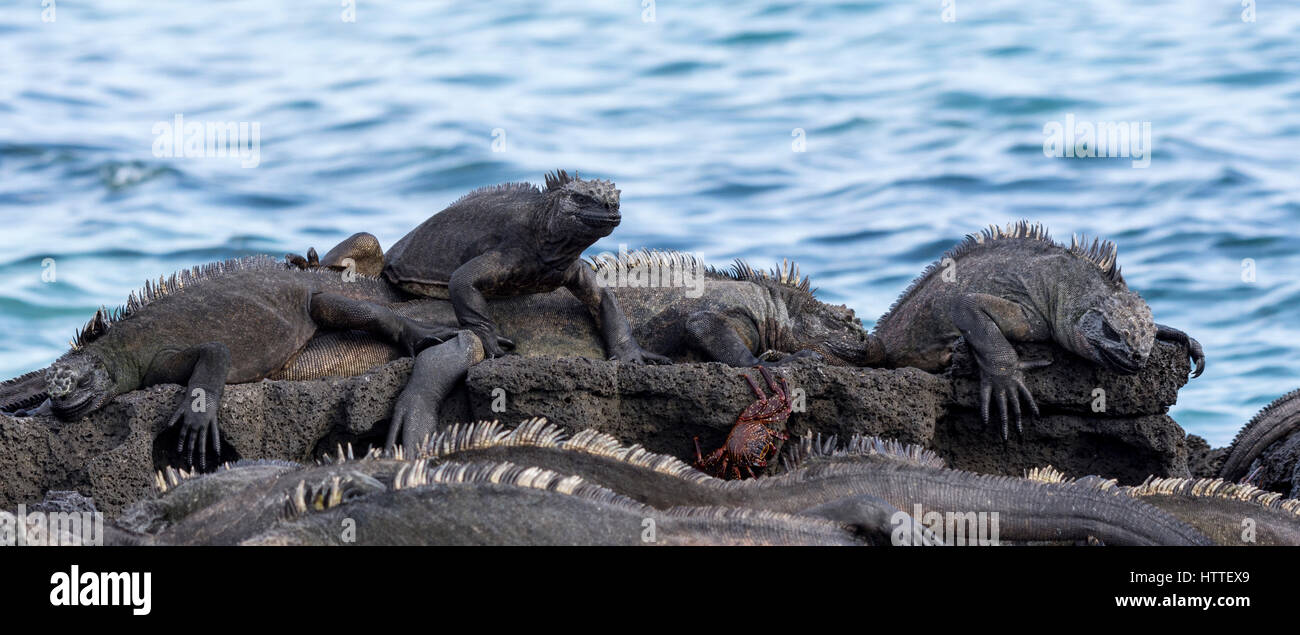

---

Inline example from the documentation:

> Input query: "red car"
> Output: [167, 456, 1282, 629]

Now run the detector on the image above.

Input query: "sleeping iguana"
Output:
[0, 257, 453, 468]
[869, 221, 1205, 438]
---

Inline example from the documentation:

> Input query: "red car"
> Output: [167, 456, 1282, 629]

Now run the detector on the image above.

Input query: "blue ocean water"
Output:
[1, 1, 1297, 446]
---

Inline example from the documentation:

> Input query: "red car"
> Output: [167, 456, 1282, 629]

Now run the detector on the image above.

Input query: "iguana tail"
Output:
[1219, 388, 1300, 482]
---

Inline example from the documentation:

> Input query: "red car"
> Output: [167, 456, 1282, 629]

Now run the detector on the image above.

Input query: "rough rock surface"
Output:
[942, 339, 1192, 483]
[1, 338, 1197, 516]
[463, 356, 949, 462]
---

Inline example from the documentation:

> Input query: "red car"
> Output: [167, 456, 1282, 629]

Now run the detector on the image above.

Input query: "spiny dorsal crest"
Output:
[417, 418, 710, 483]
[1069, 233, 1124, 284]
[70, 255, 287, 350]
[714, 258, 815, 295]
[392, 460, 644, 509]
[1024, 465, 1070, 484]
[587, 248, 706, 277]
[964, 221, 1124, 284]
[153, 466, 195, 494]
[282, 474, 384, 519]
[780, 431, 945, 472]
[1123, 477, 1300, 517]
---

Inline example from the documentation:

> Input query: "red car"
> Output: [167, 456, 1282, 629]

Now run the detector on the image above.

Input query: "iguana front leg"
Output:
[950, 293, 1051, 439]
[1155, 323, 1206, 378]
[156, 342, 231, 470]
[685, 310, 820, 367]
[564, 264, 670, 364]
[447, 251, 524, 359]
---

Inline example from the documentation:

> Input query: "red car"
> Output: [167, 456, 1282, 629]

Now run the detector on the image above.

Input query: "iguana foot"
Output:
[608, 343, 671, 364]
[1156, 323, 1205, 378]
[979, 359, 1048, 440]
[284, 247, 321, 270]
[167, 396, 221, 470]
[471, 327, 516, 358]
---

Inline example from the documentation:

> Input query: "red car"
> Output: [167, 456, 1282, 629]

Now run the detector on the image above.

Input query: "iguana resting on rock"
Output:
[366, 169, 666, 363]
[409, 419, 1213, 545]
[287, 241, 876, 447]
[1026, 467, 1300, 546]
[1218, 388, 1300, 486]
[0, 257, 453, 468]
[869, 221, 1205, 438]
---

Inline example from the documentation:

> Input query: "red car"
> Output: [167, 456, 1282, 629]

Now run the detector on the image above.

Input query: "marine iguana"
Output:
[1218, 388, 1300, 484]
[869, 221, 1205, 438]
[409, 419, 1213, 545]
[1026, 467, 1300, 546]
[0, 256, 454, 468]
[376, 170, 668, 364]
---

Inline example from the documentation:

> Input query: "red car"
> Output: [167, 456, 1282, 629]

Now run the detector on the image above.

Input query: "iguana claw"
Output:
[979, 359, 1047, 439]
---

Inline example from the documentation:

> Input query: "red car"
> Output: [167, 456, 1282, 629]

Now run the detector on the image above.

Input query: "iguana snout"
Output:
[45, 352, 113, 420]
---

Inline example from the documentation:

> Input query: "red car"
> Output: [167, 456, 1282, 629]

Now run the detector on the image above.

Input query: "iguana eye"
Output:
[573, 194, 596, 206]
[1101, 322, 1120, 341]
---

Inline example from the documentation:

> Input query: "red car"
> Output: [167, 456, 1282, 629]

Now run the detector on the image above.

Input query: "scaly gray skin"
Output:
[379, 170, 667, 364]
[1218, 388, 1300, 483]
[411, 419, 1213, 545]
[870, 221, 1205, 438]
[0, 257, 454, 468]
[1025, 469, 1300, 546]
[245, 461, 868, 546]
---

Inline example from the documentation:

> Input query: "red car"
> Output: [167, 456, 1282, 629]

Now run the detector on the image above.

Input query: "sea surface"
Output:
[1, 0, 1297, 446]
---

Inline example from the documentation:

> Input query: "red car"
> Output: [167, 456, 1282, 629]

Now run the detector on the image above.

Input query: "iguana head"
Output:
[544, 170, 621, 238]
[793, 303, 880, 366]
[45, 350, 114, 420]
[1068, 291, 1156, 374]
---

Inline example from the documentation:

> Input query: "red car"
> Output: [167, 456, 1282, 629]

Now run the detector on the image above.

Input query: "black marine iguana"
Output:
[407, 419, 1214, 545]
[374, 170, 668, 363]
[0, 257, 453, 468]
[868, 221, 1205, 438]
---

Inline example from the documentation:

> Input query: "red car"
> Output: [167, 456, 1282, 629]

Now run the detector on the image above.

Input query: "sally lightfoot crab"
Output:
[694, 366, 793, 480]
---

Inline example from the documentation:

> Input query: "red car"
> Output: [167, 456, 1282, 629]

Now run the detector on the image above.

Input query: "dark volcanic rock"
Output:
[0, 362, 417, 516]
[1185, 434, 1221, 478]
[0, 335, 1201, 516]
[942, 339, 1193, 484]
[464, 356, 951, 462]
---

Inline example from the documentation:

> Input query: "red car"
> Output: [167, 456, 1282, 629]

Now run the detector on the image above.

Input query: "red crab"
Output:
[694, 366, 793, 480]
